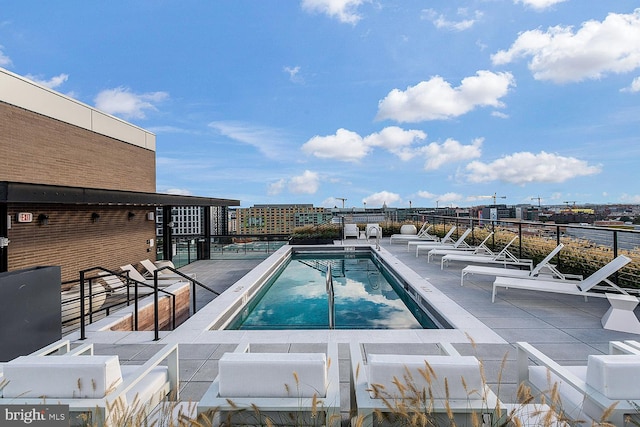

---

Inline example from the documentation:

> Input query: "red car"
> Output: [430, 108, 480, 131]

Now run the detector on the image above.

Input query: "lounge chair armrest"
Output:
[67, 343, 94, 356]
[106, 343, 179, 405]
[609, 341, 640, 355]
[516, 342, 587, 391]
[28, 340, 71, 356]
[437, 342, 461, 356]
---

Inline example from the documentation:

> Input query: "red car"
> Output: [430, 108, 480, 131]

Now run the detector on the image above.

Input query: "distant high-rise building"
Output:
[236, 204, 332, 234]
[156, 205, 230, 236]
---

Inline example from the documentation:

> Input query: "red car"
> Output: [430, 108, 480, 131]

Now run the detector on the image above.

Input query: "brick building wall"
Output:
[0, 102, 155, 193]
[7, 204, 156, 282]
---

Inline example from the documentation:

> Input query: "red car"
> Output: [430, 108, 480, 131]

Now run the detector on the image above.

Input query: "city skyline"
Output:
[1, 1, 639, 208]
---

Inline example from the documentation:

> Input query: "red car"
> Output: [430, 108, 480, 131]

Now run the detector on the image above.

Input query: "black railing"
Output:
[157, 235, 289, 267]
[417, 215, 640, 290]
[76, 267, 177, 340]
[153, 265, 220, 340]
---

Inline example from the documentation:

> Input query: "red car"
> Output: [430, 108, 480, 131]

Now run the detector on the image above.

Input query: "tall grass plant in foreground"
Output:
[3, 356, 630, 426]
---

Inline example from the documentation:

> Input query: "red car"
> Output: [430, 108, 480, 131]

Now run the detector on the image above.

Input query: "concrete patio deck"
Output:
[63, 237, 640, 424]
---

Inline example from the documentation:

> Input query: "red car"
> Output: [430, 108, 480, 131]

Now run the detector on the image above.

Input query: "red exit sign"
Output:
[17, 212, 33, 223]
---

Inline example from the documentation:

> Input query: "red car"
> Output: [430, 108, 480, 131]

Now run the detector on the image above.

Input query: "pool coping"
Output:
[160, 244, 506, 345]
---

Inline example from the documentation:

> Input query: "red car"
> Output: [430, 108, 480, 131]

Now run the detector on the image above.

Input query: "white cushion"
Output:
[218, 352, 327, 398]
[586, 354, 640, 400]
[368, 354, 483, 400]
[2, 355, 123, 399]
[400, 225, 417, 235]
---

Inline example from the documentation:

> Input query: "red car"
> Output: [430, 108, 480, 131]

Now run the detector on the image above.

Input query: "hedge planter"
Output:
[289, 238, 335, 245]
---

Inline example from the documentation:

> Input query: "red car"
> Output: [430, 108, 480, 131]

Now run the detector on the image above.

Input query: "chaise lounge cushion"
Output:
[218, 352, 327, 398]
[585, 354, 640, 400]
[367, 354, 483, 400]
[1, 355, 123, 399]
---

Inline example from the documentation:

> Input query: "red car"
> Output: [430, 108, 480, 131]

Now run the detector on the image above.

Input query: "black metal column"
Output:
[202, 206, 211, 260]
[0, 204, 7, 272]
[162, 205, 173, 262]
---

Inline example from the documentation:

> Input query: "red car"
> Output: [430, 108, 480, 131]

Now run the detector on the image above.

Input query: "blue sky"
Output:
[2, 1, 639, 208]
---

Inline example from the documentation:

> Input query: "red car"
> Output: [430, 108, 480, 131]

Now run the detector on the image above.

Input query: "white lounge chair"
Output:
[61, 281, 108, 324]
[350, 341, 503, 427]
[517, 341, 640, 425]
[407, 226, 457, 252]
[460, 243, 583, 286]
[412, 228, 476, 257]
[0, 342, 179, 426]
[441, 236, 533, 270]
[120, 264, 181, 286]
[389, 223, 437, 244]
[0, 340, 93, 383]
[344, 223, 360, 239]
[139, 259, 195, 280]
[198, 341, 340, 426]
[423, 231, 493, 260]
[491, 254, 632, 303]
[366, 223, 382, 239]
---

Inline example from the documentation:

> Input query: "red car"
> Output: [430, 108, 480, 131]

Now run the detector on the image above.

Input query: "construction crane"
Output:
[335, 197, 347, 208]
[531, 196, 543, 208]
[477, 192, 506, 206]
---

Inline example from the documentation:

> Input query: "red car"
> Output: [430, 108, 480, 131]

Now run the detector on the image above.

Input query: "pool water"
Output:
[226, 252, 438, 330]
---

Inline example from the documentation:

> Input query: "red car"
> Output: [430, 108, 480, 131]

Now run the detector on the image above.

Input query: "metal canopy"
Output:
[0, 182, 240, 207]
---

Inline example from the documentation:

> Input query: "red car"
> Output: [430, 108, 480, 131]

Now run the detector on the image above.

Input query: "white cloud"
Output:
[163, 188, 192, 196]
[269, 171, 320, 196]
[514, 0, 567, 11]
[94, 87, 168, 119]
[289, 170, 320, 194]
[463, 151, 602, 185]
[492, 9, 640, 83]
[25, 73, 68, 89]
[302, 127, 481, 169]
[284, 65, 304, 83]
[621, 76, 640, 93]
[491, 111, 509, 119]
[146, 125, 193, 134]
[301, 0, 365, 24]
[363, 126, 426, 160]
[363, 191, 401, 207]
[620, 194, 640, 203]
[209, 121, 290, 160]
[0, 45, 12, 67]
[376, 70, 515, 122]
[417, 190, 436, 199]
[416, 190, 465, 206]
[268, 179, 287, 196]
[419, 137, 483, 170]
[301, 128, 369, 161]
[436, 192, 464, 205]
[422, 8, 482, 31]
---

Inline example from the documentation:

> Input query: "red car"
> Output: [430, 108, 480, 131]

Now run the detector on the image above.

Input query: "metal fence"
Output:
[413, 215, 640, 291]
[157, 235, 290, 267]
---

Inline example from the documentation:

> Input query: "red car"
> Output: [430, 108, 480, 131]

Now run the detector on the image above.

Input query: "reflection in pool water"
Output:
[226, 253, 438, 330]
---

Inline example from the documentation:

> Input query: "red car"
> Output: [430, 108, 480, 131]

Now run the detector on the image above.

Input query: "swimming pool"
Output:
[218, 247, 446, 330]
